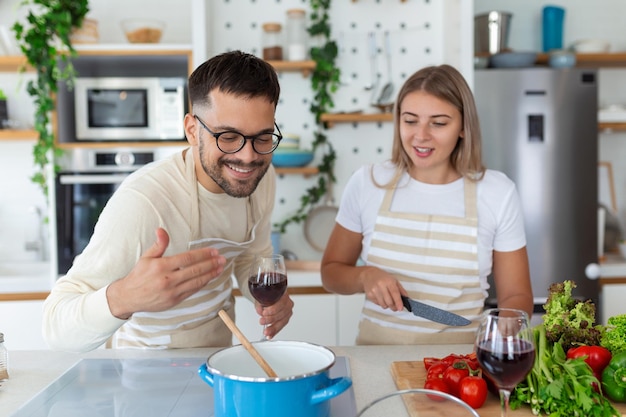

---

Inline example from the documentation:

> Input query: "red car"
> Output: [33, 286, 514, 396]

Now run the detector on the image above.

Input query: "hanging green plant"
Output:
[274, 0, 341, 234]
[12, 0, 90, 197]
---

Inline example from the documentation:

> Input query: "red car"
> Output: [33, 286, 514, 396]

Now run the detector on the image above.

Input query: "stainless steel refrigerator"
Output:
[474, 68, 599, 317]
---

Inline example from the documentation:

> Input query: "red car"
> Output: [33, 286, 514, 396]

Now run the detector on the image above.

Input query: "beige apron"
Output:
[356, 176, 484, 345]
[113, 150, 258, 348]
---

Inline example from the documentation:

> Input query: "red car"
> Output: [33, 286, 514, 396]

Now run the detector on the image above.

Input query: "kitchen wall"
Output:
[474, 0, 626, 235]
[0, 0, 471, 264]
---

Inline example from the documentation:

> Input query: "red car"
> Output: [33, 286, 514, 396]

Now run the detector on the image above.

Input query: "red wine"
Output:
[248, 272, 287, 306]
[476, 339, 535, 390]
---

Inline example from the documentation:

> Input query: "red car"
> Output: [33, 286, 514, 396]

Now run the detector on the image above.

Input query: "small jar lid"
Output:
[262, 22, 282, 33]
[287, 8, 306, 16]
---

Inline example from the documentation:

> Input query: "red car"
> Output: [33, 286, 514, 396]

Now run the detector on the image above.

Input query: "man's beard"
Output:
[199, 141, 270, 198]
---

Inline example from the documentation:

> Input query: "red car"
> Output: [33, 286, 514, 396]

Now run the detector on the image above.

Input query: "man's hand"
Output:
[106, 228, 226, 319]
[255, 292, 294, 339]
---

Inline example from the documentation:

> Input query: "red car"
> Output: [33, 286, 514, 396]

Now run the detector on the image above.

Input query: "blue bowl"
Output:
[272, 150, 314, 167]
[490, 52, 537, 68]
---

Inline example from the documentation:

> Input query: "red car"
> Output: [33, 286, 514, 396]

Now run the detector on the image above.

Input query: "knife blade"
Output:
[401, 295, 471, 327]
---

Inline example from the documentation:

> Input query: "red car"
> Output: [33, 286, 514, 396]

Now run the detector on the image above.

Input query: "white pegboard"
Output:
[209, 0, 454, 260]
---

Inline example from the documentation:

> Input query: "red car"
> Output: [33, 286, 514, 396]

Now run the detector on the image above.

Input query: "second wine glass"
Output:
[247, 254, 288, 339]
[475, 308, 535, 417]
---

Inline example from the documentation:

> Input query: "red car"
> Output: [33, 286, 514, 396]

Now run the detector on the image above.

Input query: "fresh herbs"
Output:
[543, 280, 604, 351]
[12, 0, 89, 197]
[510, 324, 619, 417]
[274, 0, 340, 234]
[602, 314, 626, 355]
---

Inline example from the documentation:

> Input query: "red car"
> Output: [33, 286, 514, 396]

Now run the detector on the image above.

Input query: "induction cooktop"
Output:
[10, 356, 356, 417]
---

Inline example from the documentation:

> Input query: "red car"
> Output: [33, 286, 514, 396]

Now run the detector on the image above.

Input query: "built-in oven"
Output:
[55, 147, 181, 275]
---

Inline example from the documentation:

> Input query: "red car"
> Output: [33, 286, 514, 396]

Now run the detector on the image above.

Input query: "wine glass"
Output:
[247, 254, 288, 339]
[475, 308, 535, 417]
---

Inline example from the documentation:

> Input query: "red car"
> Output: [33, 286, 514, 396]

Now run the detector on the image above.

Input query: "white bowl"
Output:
[571, 39, 610, 53]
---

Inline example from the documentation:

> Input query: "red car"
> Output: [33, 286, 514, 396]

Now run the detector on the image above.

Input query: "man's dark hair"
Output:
[188, 50, 280, 108]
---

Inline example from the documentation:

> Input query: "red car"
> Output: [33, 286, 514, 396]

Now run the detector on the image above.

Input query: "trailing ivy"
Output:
[12, 0, 89, 197]
[275, 0, 341, 234]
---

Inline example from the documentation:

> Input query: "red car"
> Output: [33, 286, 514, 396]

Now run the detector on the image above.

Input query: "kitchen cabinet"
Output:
[234, 292, 363, 346]
[232, 264, 364, 346]
[0, 300, 48, 350]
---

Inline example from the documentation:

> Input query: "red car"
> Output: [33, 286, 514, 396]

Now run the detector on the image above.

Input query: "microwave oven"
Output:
[74, 77, 187, 141]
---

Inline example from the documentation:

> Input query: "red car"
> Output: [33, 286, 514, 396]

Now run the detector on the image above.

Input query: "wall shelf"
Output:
[599, 122, 626, 132]
[265, 60, 316, 77]
[0, 55, 29, 72]
[320, 112, 393, 128]
[56, 141, 188, 149]
[274, 166, 319, 177]
[0, 129, 38, 140]
[535, 53, 626, 68]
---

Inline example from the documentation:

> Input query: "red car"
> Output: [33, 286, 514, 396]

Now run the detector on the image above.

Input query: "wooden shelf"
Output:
[274, 166, 319, 177]
[0, 129, 38, 140]
[0, 55, 29, 72]
[57, 141, 188, 149]
[599, 122, 626, 132]
[265, 60, 316, 76]
[535, 53, 626, 68]
[320, 112, 393, 128]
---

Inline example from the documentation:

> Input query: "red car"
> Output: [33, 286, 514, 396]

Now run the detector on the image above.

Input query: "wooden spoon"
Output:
[217, 309, 278, 378]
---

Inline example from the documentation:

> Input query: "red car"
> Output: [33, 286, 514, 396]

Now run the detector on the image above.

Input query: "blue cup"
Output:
[542, 6, 565, 52]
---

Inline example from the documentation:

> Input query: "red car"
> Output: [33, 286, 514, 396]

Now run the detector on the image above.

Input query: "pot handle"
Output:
[310, 377, 353, 405]
[197, 363, 215, 387]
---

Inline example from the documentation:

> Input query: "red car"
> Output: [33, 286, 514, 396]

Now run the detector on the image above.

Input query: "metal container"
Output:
[474, 11, 512, 55]
[198, 340, 352, 417]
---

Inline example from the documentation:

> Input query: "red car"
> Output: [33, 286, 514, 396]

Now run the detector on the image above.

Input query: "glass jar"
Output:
[262, 22, 283, 61]
[285, 9, 307, 61]
[0, 332, 8, 380]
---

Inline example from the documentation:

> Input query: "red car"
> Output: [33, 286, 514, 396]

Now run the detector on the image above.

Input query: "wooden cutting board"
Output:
[390, 361, 626, 417]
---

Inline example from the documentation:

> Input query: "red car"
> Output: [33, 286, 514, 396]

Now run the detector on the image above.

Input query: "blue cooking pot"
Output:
[198, 340, 352, 417]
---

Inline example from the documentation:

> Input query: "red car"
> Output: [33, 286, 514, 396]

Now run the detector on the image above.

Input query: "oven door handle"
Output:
[59, 174, 130, 185]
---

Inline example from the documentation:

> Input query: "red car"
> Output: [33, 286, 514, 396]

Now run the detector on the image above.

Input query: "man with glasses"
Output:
[43, 51, 294, 352]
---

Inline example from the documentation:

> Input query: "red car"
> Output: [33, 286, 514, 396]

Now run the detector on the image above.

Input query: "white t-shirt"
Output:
[336, 161, 527, 288]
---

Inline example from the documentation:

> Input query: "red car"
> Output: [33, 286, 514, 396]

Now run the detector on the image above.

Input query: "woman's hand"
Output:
[361, 267, 407, 312]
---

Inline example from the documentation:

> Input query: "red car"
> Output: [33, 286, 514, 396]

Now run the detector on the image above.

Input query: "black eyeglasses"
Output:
[194, 114, 282, 155]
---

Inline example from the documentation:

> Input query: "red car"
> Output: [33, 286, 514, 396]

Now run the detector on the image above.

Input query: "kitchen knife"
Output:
[401, 295, 471, 327]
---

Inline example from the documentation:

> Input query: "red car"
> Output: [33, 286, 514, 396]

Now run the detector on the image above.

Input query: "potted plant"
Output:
[12, 0, 89, 196]
[275, 0, 340, 234]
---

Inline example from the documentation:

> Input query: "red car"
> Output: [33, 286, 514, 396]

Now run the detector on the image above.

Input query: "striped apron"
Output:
[356, 176, 484, 345]
[112, 150, 257, 348]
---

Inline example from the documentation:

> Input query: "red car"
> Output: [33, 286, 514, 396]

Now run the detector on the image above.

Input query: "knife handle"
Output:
[401, 295, 412, 312]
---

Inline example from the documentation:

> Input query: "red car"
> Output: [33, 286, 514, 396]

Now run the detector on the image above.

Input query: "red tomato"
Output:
[441, 354, 464, 366]
[459, 375, 488, 409]
[423, 357, 441, 370]
[443, 364, 470, 397]
[424, 378, 451, 401]
[426, 362, 449, 380]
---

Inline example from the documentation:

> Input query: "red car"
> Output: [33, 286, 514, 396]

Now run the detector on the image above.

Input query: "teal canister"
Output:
[542, 5, 565, 52]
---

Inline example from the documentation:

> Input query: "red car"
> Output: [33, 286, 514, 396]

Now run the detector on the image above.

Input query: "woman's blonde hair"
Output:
[382, 64, 485, 187]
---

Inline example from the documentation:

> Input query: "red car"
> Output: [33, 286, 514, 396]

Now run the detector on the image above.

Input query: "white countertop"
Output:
[0, 344, 474, 417]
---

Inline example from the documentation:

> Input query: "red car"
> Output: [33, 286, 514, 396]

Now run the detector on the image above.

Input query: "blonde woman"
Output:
[321, 64, 532, 345]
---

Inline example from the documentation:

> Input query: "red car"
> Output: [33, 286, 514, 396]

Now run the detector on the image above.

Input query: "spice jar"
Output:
[285, 9, 307, 61]
[262, 22, 283, 61]
[0, 332, 8, 380]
